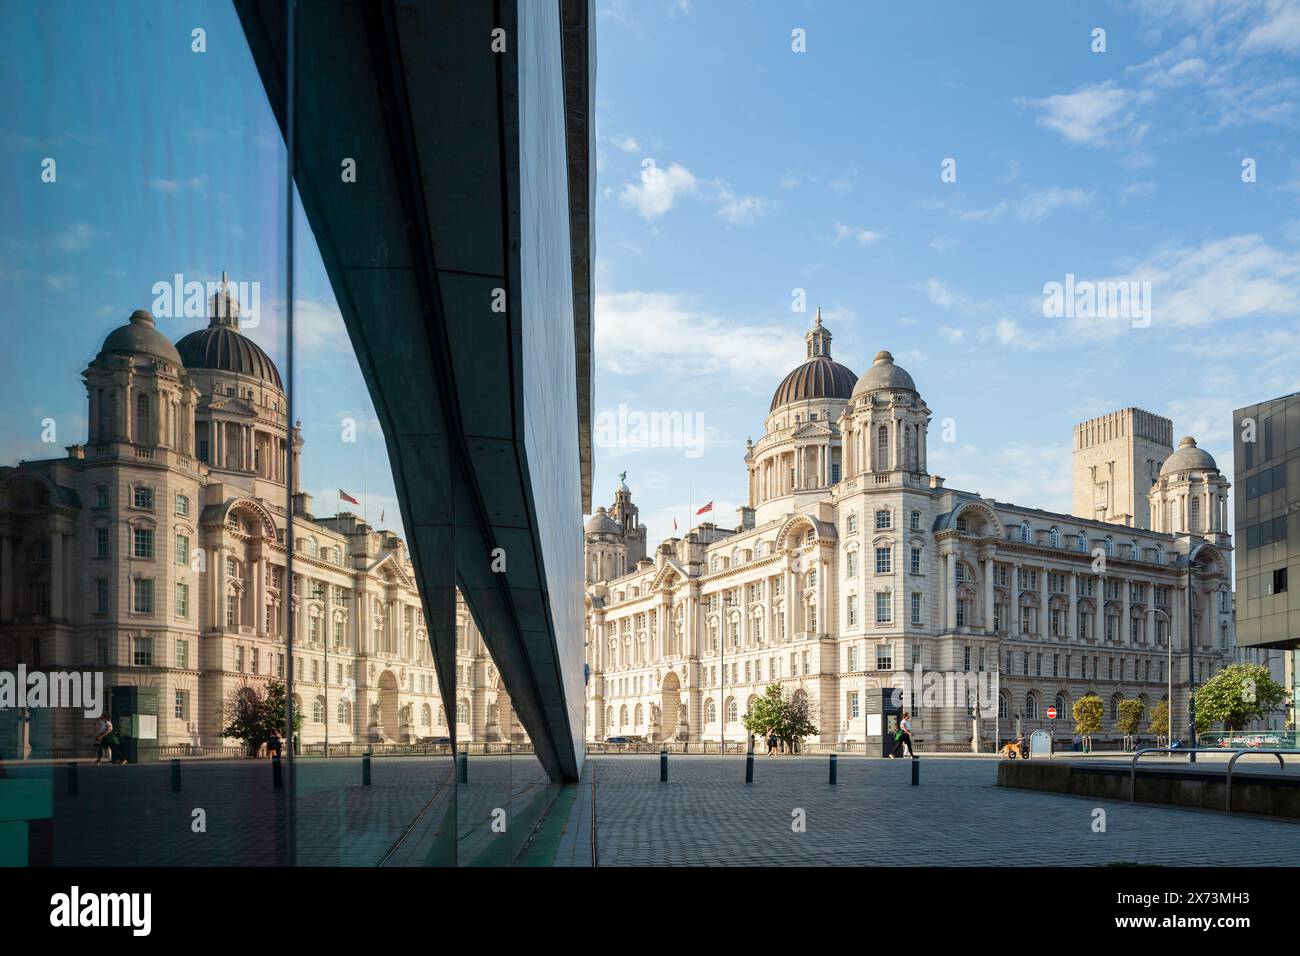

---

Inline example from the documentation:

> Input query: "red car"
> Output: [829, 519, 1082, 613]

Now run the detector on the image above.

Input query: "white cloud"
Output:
[53, 222, 93, 252]
[929, 440, 1075, 513]
[595, 290, 798, 386]
[1015, 187, 1094, 222]
[929, 236, 960, 252]
[1017, 82, 1152, 146]
[833, 222, 884, 246]
[612, 135, 640, 153]
[715, 185, 774, 225]
[1240, 0, 1300, 54]
[619, 162, 697, 220]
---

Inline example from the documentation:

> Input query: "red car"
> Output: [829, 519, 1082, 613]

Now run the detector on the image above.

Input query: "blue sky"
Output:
[3, 0, 1298, 553]
[590, 0, 1300, 543]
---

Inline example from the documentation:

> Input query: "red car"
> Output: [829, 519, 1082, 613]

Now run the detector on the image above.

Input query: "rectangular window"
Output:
[175, 493, 189, 516]
[875, 591, 892, 623]
[133, 528, 153, 560]
[910, 548, 921, 574]
[175, 638, 189, 670]
[236, 646, 245, 673]
[849, 691, 860, 719]
[95, 526, 110, 558]
[847, 645, 857, 671]
[175, 690, 188, 720]
[174, 533, 189, 565]
[910, 592, 922, 625]
[132, 578, 153, 614]
[963, 645, 971, 671]
[175, 582, 188, 619]
[133, 635, 153, 667]
[251, 648, 259, 676]
[911, 643, 922, 666]
[875, 510, 891, 530]
[910, 511, 920, 531]
[133, 486, 153, 509]
[95, 577, 109, 614]
[847, 594, 858, 627]
[875, 547, 891, 574]
[1052, 653, 1059, 677]
[846, 551, 857, 578]
[226, 595, 236, 628]
[875, 643, 893, 670]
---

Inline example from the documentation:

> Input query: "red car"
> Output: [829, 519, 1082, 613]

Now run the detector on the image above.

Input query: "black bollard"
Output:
[362, 752, 371, 786]
[660, 749, 668, 783]
[911, 754, 919, 786]
[272, 754, 283, 789]
[66, 762, 78, 797]
[170, 758, 182, 793]
[829, 753, 838, 785]
[745, 752, 754, 784]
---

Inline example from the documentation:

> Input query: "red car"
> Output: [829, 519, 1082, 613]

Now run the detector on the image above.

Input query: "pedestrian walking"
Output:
[888, 712, 915, 758]
[93, 715, 114, 765]
[765, 728, 778, 756]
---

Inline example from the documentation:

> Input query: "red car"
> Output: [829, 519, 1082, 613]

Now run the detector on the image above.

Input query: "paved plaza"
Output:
[580, 754, 1300, 867]
[4, 752, 1298, 867]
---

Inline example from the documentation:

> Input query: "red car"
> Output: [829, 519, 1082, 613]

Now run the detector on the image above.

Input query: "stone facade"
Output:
[0, 281, 517, 757]
[583, 314, 1236, 751]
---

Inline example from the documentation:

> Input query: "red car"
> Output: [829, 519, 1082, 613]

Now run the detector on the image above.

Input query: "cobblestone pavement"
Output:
[587, 755, 1300, 866]
[1, 754, 549, 866]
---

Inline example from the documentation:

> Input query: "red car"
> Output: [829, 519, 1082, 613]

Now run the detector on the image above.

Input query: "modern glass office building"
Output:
[1233, 392, 1300, 730]
[0, 0, 592, 867]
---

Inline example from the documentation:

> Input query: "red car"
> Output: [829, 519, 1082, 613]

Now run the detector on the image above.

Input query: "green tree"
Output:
[741, 683, 819, 753]
[1073, 694, 1103, 749]
[742, 684, 785, 740]
[223, 680, 301, 756]
[1116, 699, 1144, 738]
[1196, 663, 1289, 731]
[1149, 699, 1170, 741]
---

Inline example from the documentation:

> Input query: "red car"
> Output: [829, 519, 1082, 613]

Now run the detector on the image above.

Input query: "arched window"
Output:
[1049, 527, 1060, 548]
[1055, 692, 1068, 716]
[1025, 693, 1039, 719]
[876, 424, 889, 470]
[313, 696, 325, 724]
[1131, 539, 1140, 560]
[634, 704, 643, 727]
[337, 699, 352, 725]
[1155, 545, 1164, 565]
[457, 699, 468, 724]
[1110, 694, 1121, 721]
[1019, 521, 1031, 544]
[998, 692, 1009, 719]
[847, 513, 858, 534]
[421, 704, 431, 728]
[1076, 532, 1088, 553]
[1104, 536, 1114, 557]
[1189, 496, 1201, 532]
[705, 699, 717, 723]
[726, 698, 738, 722]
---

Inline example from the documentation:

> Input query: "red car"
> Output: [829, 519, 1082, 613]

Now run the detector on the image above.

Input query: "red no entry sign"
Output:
[1046, 706, 1058, 720]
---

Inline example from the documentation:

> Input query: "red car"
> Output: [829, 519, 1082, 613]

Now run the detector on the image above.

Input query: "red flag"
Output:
[339, 489, 359, 505]
[695, 501, 713, 516]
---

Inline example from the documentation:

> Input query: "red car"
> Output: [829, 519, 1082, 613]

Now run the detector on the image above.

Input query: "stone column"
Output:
[945, 549, 957, 631]
[982, 554, 995, 632]
[0, 536, 13, 620]
[255, 556, 266, 635]
[1068, 571, 1077, 642]
[1121, 576, 1131, 646]
[50, 531, 64, 620]
[1038, 565, 1048, 638]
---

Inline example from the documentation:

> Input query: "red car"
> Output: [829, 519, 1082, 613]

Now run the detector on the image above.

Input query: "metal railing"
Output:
[1130, 747, 1298, 810]
[1225, 749, 1296, 813]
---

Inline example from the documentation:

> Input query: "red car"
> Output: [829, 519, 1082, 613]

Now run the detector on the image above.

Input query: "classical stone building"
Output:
[583, 312, 1236, 751]
[0, 279, 518, 757]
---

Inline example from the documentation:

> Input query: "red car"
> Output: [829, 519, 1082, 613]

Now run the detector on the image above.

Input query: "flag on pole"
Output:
[339, 489, 359, 505]
[695, 501, 713, 516]
[380, 509, 385, 523]
[673, 517, 678, 531]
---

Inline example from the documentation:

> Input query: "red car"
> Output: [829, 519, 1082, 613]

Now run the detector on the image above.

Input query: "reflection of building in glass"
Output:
[0, 279, 515, 755]
[584, 313, 1236, 750]
[1233, 392, 1300, 731]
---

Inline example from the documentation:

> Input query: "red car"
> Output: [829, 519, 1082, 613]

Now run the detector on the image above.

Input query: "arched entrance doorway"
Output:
[377, 670, 400, 741]
[660, 672, 681, 742]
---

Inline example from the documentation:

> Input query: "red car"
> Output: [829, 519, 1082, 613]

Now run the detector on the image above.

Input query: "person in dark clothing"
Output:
[888, 712, 915, 758]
